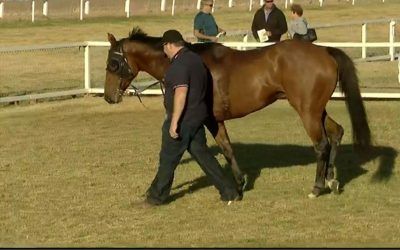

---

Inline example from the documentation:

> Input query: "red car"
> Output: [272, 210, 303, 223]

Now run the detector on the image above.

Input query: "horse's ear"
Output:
[107, 33, 117, 47]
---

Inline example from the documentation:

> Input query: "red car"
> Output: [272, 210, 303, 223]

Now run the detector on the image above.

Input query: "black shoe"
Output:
[227, 194, 242, 205]
[146, 196, 165, 206]
[221, 192, 241, 205]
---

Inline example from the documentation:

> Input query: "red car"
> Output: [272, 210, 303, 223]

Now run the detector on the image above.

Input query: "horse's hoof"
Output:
[308, 193, 318, 199]
[308, 186, 323, 198]
[327, 179, 340, 194]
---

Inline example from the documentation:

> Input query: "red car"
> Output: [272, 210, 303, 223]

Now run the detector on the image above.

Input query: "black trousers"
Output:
[146, 119, 239, 204]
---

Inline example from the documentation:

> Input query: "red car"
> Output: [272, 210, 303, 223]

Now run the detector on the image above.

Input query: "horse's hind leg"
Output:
[299, 111, 330, 198]
[204, 118, 246, 197]
[324, 114, 344, 194]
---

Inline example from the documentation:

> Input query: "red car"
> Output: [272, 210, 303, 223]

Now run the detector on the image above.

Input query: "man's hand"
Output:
[169, 122, 179, 139]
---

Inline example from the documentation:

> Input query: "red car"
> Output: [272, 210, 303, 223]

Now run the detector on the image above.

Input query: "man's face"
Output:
[163, 43, 171, 59]
[264, 0, 274, 9]
[203, 1, 213, 12]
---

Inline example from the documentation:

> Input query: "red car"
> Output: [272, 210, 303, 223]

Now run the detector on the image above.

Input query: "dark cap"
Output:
[161, 29, 185, 44]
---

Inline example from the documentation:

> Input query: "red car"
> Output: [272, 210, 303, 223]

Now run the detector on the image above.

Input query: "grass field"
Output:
[0, 96, 399, 247]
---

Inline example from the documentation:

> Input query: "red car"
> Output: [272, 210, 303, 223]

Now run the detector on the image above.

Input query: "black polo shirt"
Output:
[164, 47, 208, 125]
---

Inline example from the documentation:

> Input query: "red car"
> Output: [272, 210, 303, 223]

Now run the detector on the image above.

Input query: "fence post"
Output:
[125, 0, 130, 18]
[259, 0, 263, 6]
[43, 0, 48, 16]
[319, 0, 323, 7]
[249, 0, 252, 11]
[80, 0, 83, 20]
[171, 0, 175, 15]
[361, 23, 367, 59]
[161, 0, 166, 12]
[84, 45, 91, 90]
[352, 0, 355, 5]
[389, 20, 395, 61]
[197, 0, 201, 10]
[84, 0, 89, 15]
[229, 0, 233, 8]
[0, 1, 4, 19]
[398, 56, 400, 84]
[31, 0, 35, 23]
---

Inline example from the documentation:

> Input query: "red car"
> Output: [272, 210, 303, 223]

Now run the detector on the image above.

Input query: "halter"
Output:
[106, 44, 135, 91]
[106, 43, 164, 103]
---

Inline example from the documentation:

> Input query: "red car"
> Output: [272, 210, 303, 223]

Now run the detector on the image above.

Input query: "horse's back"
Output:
[197, 41, 339, 120]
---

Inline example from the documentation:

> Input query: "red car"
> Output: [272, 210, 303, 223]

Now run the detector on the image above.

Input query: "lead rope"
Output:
[130, 79, 165, 107]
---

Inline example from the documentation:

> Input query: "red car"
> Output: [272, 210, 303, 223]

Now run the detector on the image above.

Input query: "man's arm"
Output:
[194, 29, 218, 42]
[251, 11, 260, 41]
[169, 86, 188, 139]
[271, 11, 288, 36]
[217, 26, 226, 35]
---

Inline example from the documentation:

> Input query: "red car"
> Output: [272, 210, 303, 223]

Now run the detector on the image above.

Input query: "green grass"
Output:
[1, 96, 399, 247]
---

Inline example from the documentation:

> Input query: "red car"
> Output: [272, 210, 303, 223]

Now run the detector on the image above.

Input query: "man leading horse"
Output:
[143, 30, 240, 206]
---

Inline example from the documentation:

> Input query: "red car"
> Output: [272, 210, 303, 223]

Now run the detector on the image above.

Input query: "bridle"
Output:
[106, 43, 164, 104]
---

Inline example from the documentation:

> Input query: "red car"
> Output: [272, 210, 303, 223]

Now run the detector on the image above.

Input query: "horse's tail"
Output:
[326, 47, 372, 152]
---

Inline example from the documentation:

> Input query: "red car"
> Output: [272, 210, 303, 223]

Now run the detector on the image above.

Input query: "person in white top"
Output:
[288, 4, 308, 39]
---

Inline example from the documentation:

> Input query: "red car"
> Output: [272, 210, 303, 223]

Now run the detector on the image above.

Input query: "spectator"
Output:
[288, 4, 308, 39]
[193, 0, 226, 42]
[143, 30, 240, 207]
[251, 0, 287, 42]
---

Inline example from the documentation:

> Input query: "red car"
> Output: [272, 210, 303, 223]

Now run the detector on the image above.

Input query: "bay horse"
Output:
[104, 27, 371, 198]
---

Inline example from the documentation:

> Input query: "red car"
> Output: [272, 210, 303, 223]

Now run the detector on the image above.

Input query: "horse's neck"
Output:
[139, 53, 169, 81]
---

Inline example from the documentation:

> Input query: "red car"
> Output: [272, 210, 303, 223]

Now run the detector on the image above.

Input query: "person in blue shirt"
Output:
[193, 0, 225, 42]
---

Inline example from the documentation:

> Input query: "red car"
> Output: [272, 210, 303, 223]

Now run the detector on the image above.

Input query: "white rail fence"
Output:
[0, 0, 391, 21]
[284, 0, 387, 8]
[1, 40, 399, 104]
[312, 19, 399, 60]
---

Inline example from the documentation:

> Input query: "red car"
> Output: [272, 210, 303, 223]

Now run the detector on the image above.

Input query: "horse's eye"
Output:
[108, 59, 120, 72]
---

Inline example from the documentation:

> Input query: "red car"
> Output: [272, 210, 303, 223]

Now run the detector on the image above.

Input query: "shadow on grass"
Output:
[170, 143, 397, 202]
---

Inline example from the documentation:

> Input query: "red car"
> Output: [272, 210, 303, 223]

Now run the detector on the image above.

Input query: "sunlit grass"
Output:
[0, 97, 399, 247]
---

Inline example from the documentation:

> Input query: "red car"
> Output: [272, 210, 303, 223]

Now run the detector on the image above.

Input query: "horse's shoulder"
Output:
[189, 43, 231, 62]
[211, 43, 232, 60]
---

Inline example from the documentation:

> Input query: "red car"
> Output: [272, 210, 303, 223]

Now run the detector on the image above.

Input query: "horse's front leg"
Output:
[204, 119, 246, 197]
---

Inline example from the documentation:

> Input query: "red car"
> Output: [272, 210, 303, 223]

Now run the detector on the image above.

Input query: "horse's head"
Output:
[104, 28, 170, 104]
[104, 33, 138, 104]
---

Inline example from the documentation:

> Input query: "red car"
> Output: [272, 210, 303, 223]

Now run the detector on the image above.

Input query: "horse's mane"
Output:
[126, 26, 273, 56]
[127, 26, 163, 49]
[127, 26, 220, 52]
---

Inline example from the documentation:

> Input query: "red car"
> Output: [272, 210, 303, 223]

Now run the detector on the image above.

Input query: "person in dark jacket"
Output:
[251, 0, 288, 42]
